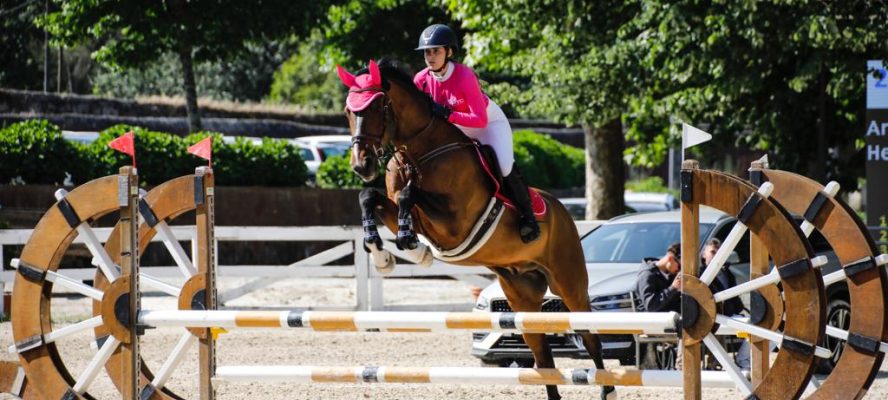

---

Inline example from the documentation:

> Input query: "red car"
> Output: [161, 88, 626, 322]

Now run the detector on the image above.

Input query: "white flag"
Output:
[682, 123, 712, 150]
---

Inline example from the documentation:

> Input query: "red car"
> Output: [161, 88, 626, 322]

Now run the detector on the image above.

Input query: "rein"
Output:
[349, 85, 472, 186]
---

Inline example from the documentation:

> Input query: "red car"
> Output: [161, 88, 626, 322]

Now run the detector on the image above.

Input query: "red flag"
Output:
[108, 131, 136, 167]
[188, 136, 212, 167]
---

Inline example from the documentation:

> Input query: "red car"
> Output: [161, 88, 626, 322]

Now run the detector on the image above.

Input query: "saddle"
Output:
[474, 143, 547, 217]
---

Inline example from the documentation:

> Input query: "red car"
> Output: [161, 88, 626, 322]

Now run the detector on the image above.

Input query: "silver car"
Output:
[471, 206, 846, 369]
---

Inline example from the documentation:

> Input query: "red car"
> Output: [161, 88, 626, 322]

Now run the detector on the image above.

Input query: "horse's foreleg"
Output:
[395, 182, 419, 251]
[359, 188, 396, 274]
[393, 183, 434, 267]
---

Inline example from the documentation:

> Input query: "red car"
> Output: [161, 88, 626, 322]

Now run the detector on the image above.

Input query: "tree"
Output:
[447, 1, 642, 219]
[40, 0, 329, 132]
[624, 1, 888, 189]
[323, 0, 456, 71]
[1, 0, 47, 90]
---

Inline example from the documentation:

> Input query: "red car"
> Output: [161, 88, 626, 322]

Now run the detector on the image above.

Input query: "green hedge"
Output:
[316, 154, 385, 189]
[0, 120, 91, 185]
[0, 120, 308, 187]
[316, 129, 584, 190]
[513, 130, 584, 189]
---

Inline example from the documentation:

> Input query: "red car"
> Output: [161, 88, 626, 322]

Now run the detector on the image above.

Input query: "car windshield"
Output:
[300, 148, 315, 161]
[318, 143, 350, 159]
[581, 222, 714, 263]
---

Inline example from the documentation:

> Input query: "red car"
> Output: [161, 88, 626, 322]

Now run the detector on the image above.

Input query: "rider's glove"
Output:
[431, 102, 452, 120]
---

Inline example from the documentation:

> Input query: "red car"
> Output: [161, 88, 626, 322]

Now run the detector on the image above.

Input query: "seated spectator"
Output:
[701, 238, 745, 317]
[635, 242, 682, 313]
[701, 238, 750, 371]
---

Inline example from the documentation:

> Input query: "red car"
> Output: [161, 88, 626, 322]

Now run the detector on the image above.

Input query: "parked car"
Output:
[470, 206, 846, 370]
[290, 135, 352, 181]
[559, 192, 679, 220]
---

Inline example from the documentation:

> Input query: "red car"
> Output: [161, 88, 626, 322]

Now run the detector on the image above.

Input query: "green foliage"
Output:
[0, 0, 44, 90]
[89, 125, 194, 186]
[93, 41, 297, 102]
[622, 1, 888, 189]
[513, 130, 584, 189]
[0, 121, 307, 187]
[626, 177, 670, 194]
[316, 154, 383, 189]
[322, 0, 456, 71]
[269, 35, 345, 112]
[0, 120, 91, 185]
[40, 1, 326, 70]
[196, 135, 309, 187]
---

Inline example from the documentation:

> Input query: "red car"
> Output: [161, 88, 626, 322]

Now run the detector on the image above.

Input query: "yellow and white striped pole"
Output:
[213, 366, 738, 388]
[139, 310, 681, 334]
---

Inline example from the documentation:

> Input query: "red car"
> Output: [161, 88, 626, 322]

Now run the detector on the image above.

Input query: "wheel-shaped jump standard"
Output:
[681, 161, 824, 400]
[94, 168, 216, 399]
[11, 168, 141, 399]
[752, 164, 888, 400]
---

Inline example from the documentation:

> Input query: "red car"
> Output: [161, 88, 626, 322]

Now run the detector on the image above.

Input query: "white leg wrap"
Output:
[403, 244, 433, 267]
[368, 241, 395, 275]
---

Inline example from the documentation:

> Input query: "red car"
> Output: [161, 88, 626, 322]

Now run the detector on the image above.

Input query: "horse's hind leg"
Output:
[548, 269, 617, 399]
[493, 268, 562, 400]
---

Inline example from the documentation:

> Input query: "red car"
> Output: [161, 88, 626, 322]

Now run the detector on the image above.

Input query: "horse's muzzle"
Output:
[352, 156, 379, 182]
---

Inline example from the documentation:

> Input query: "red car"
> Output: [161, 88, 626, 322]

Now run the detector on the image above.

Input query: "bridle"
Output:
[347, 81, 472, 186]
[348, 86, 395, 160]
[347, 85, 437, 162]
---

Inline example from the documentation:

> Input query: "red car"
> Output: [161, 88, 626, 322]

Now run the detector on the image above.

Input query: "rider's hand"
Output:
[431, 102, 452, 120]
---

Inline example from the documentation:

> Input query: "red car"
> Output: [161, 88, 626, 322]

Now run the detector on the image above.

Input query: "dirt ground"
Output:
[2, 276, 888, 399]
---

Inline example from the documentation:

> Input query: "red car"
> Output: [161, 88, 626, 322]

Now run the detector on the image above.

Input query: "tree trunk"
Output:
[812, 63, 830, 182]
[584, 118, 625, 220]
[177, 42, 202, 132]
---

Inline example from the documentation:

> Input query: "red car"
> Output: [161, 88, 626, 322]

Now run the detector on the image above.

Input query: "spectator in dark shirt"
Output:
[635, 242, 682, 313]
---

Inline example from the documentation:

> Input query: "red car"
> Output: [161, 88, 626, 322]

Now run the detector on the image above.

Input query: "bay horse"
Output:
[337, 59, 614, 400]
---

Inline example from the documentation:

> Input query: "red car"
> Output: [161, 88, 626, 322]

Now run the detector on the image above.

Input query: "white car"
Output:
[290, 135, 352, 181]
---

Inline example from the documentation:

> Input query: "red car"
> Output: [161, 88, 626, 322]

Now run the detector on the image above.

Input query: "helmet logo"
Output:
[422, 27, 437, 44]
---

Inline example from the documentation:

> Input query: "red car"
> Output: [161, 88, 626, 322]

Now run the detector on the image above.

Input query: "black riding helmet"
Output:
[415, 24, 459, 52]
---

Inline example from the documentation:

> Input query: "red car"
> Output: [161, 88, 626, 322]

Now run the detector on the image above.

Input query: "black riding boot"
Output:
[503, 168, 540, 243]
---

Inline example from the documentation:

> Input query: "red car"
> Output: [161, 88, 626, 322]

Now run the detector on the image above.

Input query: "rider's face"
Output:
[423, 47, 450, 71]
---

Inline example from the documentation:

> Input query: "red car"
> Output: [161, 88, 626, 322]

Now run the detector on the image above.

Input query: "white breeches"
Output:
[455, 99, 514, 176]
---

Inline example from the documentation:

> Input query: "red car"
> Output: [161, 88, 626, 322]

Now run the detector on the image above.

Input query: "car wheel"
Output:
[817, 297, 851, 374]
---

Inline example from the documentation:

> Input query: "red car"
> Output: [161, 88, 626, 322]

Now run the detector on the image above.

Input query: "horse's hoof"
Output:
[601, 385, 617, 400]
[363, 236, 383, 253]
[396, 232, 419, 251]
[372, 250, 396, 275]
[404, 244, 433, 267]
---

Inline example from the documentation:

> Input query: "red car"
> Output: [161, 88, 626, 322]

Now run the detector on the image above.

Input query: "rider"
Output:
[412, 23, 540, 243]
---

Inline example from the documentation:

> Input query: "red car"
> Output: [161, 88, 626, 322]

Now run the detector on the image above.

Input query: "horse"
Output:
[337, 59, 614, 400]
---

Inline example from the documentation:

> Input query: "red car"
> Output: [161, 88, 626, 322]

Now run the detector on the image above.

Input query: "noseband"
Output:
[349, 86, 395, 160]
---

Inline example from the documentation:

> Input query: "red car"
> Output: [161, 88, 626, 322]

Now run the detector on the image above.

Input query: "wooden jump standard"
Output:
[8, 161, 887, 400]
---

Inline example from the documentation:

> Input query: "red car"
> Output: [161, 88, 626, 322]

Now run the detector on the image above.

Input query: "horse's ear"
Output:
[369, 59, 382, 86]
[336, 65, 357, 87]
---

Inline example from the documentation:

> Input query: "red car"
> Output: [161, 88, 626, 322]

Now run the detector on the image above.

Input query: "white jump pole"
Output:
[139, 310, 681, 334]
[213, 365, 739, 388]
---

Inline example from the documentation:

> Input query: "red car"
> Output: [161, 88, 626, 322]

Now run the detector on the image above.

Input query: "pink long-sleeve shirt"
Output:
[413, 62, 489, 128]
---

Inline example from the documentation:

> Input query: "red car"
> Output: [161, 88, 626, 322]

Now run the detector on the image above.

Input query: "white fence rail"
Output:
[0, 222, 602, 314]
